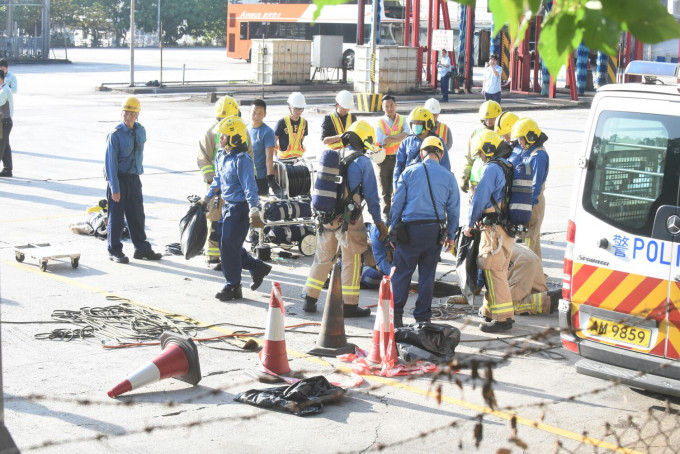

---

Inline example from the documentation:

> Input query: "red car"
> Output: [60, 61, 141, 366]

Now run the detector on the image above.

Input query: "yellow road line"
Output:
[3, 258, 640, 454]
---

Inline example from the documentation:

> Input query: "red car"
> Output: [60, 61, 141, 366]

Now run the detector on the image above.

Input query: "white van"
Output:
[559, 61, 680, 397]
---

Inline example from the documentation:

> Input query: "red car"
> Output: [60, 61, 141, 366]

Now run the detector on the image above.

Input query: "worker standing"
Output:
[105, 97, 162, 264]
[202, 116, 272, 301]
[393, 107, 450, 190]
[423, 98, 453, 151]
[374, 94, 410, 220]
[464, 130, 514, 332]
[509, 118, 549, 259]
[247, 98, 277, 196]
[302, 121, 388, 317]
[275, 92, 308, 160]
[461, 100, 501, 194]
[390, 137, 460, 328]
[321, 90, 357, 150]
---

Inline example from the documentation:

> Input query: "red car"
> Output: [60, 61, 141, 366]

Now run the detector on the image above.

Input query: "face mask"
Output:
[413, 124, 424, 135]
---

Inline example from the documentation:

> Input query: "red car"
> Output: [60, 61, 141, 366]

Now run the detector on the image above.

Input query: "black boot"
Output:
[302, 296, 318, 313]
[250, 261, 272, 291]
[394, 313, 403, 328]
[343, 304, 371, 318]
[215, 285, 243, 301]
[548, 289, 561, 314]
[479, 318, 514, 333]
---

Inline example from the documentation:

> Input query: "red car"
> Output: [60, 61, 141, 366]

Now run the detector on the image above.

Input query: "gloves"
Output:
[376, 221, 389, 241]
[199, 196, 212, 210]
[249, 208, 265, 229]
[460, 178, 470, 193]
[267, 174, 282, 197]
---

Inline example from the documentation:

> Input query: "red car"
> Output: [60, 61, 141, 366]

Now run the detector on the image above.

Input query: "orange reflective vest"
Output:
[377, 114, 405, 155]
[277, 116, 306, 160]
[435, 122, 450, 149]
[328, 112, 353, 150]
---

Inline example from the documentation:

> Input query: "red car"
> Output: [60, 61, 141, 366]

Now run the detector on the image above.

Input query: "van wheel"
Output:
[342, 49, 355, 71]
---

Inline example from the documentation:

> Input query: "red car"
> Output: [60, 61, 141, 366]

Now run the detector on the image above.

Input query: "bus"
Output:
[226, 0, 405, 69]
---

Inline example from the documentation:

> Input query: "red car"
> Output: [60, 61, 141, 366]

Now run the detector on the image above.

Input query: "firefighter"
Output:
[464, 130, 515, 332]
[201, 116, 271, 301]
[321, 90, 357, 150]
[509, 118, 549, 259]
[393, 107, 451, 190]
[424, 98, 453, 151]
[197, 95, 252, 270]
[275, 92, 308, 160]
[390, 136, 460, 328]
[374, 94, 410, 220]
[105, 97, 163, 263]
[302, 120, 388, 317]
[509, 244, 561, 315]
[494, 111, 519, 145]
[461, 100, 502, 194]
[360, 223, 394, 289]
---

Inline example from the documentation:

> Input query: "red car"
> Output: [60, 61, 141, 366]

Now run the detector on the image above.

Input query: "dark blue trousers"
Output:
[220, 201, 259, 287]
[440, 74, 450, 102]
[0, 118, 13, 171]
[391, 223, 442, 321]
[107, 174, 151, 256]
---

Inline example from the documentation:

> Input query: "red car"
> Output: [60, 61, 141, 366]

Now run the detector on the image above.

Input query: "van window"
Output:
[584, 111, 680, 236]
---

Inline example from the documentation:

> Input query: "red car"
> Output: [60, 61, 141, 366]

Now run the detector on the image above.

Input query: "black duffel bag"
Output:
[179, 199, 208, 260]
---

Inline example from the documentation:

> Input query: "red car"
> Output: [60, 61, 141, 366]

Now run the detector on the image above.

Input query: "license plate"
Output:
[586, 316, 652, 348]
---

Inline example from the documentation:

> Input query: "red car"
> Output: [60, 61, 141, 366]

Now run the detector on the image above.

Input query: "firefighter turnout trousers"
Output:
[478, 225, 515, 322]
[518, 185, 545, 259]
[304, 216, 368, 306]
[205, 182, 225, 263]
[508, 244, 551, 314]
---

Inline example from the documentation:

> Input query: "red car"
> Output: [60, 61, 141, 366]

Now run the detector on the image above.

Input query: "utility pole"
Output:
[130, 0, 135, 87]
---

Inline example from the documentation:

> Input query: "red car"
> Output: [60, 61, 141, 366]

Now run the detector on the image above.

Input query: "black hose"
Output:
[284, 164, 311, 197]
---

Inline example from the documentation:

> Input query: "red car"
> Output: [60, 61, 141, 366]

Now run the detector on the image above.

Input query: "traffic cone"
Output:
[107, 332, 201, 398]
[308, 262, 357, 357]
[249, 282, 291, 383]
[367, 274, 398, 364]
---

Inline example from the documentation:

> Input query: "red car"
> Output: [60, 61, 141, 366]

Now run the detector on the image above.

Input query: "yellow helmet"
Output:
[122, 96, 141, 113]
[494, 111, 519, 136]
[420, 136, 445, 155]
[344, 120, 376, 151]
[470, 130, 503, 158]
[478, 100, 502, 121]
[510, 118, 542, 145]
[215, 95, 239, 119]
[215, 116, 248, 148]
[408, 107, 435, 131]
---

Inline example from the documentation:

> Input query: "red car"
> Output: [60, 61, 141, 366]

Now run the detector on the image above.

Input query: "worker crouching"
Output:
[202, 116, 272, 301]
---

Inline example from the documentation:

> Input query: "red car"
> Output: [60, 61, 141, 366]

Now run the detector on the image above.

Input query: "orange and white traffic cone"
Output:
[308, 262, 357, 357]
[250, 282, 291, 383]
[367, 274, 398, 366]
[107, 332, 201, 398]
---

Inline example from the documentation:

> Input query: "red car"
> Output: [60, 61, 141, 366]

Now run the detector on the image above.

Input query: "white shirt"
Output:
[483, 64, 502, 94]
[0, 84, 13, 118]
[439, 55, 451, 79]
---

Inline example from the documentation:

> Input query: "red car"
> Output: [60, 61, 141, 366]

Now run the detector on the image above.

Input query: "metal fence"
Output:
[0, 36, 45, 59]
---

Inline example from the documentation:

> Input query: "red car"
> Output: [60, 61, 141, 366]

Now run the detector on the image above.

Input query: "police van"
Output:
[559, 61, 680, 397]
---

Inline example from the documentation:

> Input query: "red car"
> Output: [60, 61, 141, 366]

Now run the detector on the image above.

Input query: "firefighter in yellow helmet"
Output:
[463, 130, 515, 332]
[494, 111, 519, 144]
[508, 117, 549, 259]
[275, 92, 309, 160]
[200, 116, 271, 301]
[461, 100, 502, 195]
[321, 90, 357, 150]
[197, 95, 252, 270]
[303, 120, 388, 317]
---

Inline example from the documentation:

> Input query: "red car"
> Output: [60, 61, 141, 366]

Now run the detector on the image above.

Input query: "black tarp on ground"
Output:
[179, 202, 208, 260]
[395, 322, 461, 363]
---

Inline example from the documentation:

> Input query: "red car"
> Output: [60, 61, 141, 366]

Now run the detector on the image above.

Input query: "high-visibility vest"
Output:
[277, 116, 306, 160]
[377, 114, 405, 155]
[435, 122, 450, 149]
[328, 112, 353, 150]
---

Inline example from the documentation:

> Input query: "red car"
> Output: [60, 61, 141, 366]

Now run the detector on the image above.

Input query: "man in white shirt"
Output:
[0, 69, 14, 177]
[0, 60, 17, 94]
[482, 54, 502, 104]
[438, 49, 452, 103]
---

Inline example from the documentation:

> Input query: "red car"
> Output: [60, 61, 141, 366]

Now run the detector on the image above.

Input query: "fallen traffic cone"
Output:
[308, 262, 357, 357]
[107, 332, 201, 398]
[249, 282, 291, 383]
[367, 274, 398, 365]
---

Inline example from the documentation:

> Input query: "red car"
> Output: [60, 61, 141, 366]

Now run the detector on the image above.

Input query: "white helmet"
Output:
[287, 92, 306, 109]
[335, 90, 354, 110]
[366, 147, 386, 165]
[424, 98, 441, 115]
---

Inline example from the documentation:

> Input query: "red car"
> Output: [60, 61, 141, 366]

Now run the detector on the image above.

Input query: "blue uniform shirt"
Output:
[466, 158, 508, 228]
[391, 159, 460, 239]
[105, 122, 146, 194]
[344, 148, 383, 224]
[248, 123, 276, 179]
[207, 147, 259, 209]
[509, 145, 549, 205]
[393, 133, 451, 190]
[369, 224, 392, 276]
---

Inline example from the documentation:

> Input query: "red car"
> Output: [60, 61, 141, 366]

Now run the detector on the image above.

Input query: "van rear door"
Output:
[571, 95, 680, 358]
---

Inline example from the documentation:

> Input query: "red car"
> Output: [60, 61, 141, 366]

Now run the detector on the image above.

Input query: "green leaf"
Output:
[537, 11, 584, 77]
[312, 0, 352, 23]
[579, 8, 619, 56]
[601, 0, 680, 43]
[489, 0, 524, 41]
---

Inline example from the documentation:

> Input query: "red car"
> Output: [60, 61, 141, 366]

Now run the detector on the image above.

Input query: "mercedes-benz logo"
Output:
[667, 215, 680, 235]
